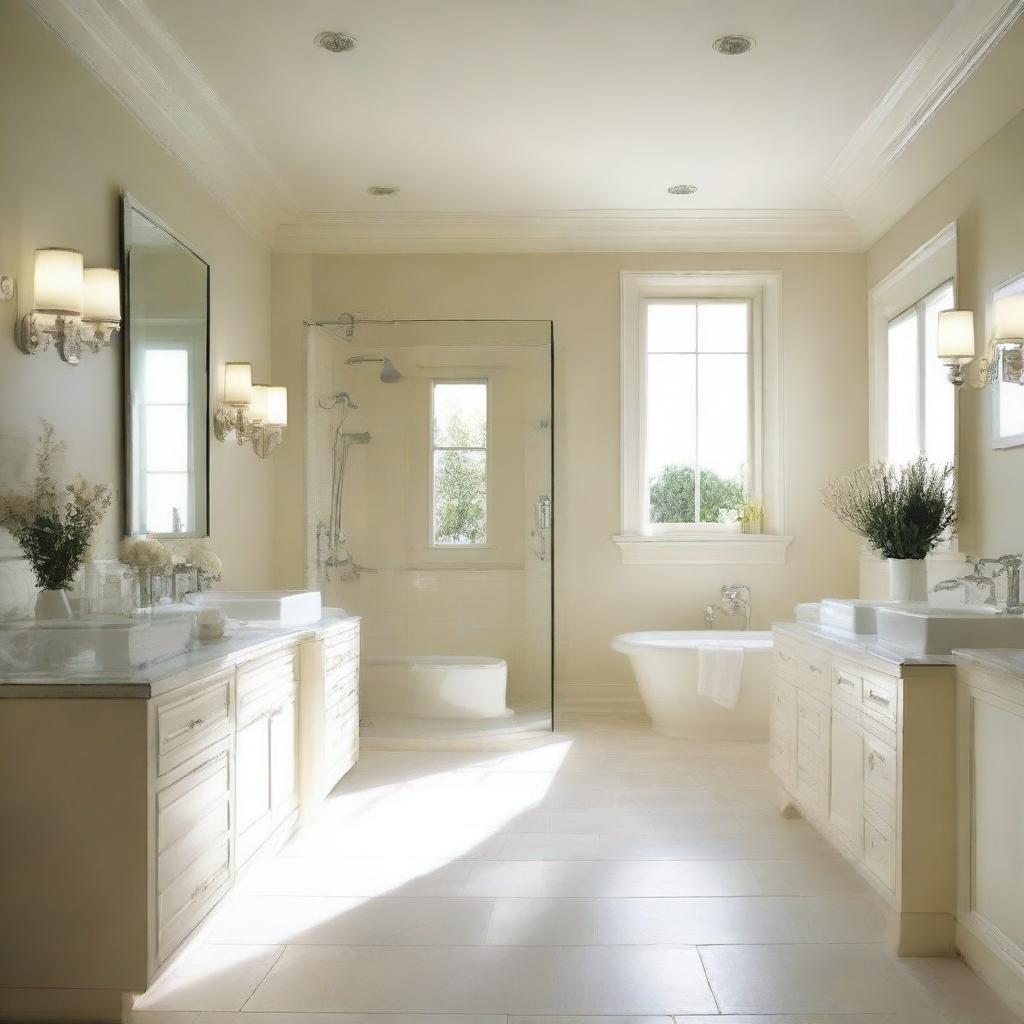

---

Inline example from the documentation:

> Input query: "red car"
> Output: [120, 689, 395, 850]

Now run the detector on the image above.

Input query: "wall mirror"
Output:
[122, 194, 210, 536]
[991, 272, 1024, 450]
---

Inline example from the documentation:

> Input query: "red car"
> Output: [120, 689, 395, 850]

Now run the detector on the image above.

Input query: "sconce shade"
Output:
[224, 362, 253, 406]
[267, 385, 288, 427]
[82, 268, 121, 322]
[34, 248, 83, 314]
[250, 383, 269, 423]
[994, 294, 1024, 343]
[937, 310, 975, 358]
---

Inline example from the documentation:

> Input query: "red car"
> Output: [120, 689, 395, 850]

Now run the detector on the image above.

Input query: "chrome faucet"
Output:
[977, 554, 1023, 615]
[705, 584, 752, 630]
[934, 554, 1023, 614]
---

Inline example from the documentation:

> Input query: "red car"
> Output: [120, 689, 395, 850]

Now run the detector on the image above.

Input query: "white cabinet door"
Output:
[235, 714, 272, 866]
[270, 689, 298, 824]
[830, 708, 864, 854]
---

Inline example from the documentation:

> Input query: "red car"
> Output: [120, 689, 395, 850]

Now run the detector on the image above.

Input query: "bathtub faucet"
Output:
[705, 584, 752, 630]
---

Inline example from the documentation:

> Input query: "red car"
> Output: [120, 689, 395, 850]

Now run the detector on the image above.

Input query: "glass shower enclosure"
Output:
[305, 318, 553, 738]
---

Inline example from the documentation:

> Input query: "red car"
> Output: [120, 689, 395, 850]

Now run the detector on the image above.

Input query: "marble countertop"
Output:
[952, 647, 1024, 676]
[772, 621, 956, 670]
[0, 613, 359, 699]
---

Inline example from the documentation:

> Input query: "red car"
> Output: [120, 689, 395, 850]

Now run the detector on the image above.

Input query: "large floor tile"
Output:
[197, 1014, 506, 1024]
[133, 944, 284, 1012]
[697, 943, 940, 1014]
[485, 894, 886, 946]
[597, 832, 833, 861]
[200, 895, 495, 945]
[246, 945, 717, 1014]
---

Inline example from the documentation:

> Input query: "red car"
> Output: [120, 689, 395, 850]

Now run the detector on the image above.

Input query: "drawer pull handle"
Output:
[837, 677, 855, 690]
[186, 718, 205, 731]
[190, 877, 213, 902]
[779, 651, 792, 662]
[867, 749, 886, 769]
[866, 688, 891, 708]
[809, 664, 823, 675]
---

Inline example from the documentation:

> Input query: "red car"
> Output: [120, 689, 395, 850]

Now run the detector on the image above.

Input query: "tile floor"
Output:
[132, 720, 1018, 1023]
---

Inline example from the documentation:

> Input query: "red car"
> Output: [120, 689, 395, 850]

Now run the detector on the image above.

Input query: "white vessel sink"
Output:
[876, 603, 1024, 655]
[820, 598, 895, 635]
[186, 590, 322, 626]
[0, 613, 195, 674]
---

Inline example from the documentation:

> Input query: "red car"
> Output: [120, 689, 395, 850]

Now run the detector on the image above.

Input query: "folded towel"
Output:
[697, 645, 745, 709]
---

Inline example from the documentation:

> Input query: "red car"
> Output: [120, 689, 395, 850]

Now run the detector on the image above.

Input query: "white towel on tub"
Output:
[697, 645, 745, 709]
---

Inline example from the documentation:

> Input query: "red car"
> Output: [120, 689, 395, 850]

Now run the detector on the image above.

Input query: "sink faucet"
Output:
[705, 584, 752, 630]
[976, 554, 1024, 615]
[934, 572, 997, 606]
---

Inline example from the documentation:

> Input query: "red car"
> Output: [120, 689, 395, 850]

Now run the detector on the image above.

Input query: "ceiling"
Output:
[26, 0, 1024, 251]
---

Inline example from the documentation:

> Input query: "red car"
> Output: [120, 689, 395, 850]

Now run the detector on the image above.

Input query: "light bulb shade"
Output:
[266, 385, 288, 427]
[34, 248, 83, 314]
[224, 362, 253, 406]
[250, 383, 269, 423]
[937, 310, 975, 359]
[82, 267, 121, 322]
[994, 294, 1024, 343]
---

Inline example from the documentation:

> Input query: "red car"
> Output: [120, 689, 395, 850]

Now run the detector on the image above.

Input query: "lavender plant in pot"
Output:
[0, 423, 112, 619]
[824, 457, 957, 602]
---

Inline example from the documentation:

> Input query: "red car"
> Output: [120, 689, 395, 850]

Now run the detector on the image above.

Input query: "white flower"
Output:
[187, 541, 222, 579]
[120, 536, 174, 571]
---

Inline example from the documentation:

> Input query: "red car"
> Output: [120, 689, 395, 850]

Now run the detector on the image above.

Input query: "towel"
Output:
[697, 645, 745, 709]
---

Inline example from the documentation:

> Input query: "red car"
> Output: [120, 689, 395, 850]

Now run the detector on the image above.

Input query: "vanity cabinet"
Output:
[770, 627, 957, 956]
[0, 615, 360, 1024]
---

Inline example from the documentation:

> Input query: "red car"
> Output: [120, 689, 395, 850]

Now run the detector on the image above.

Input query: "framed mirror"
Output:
[121, 194, 210, 537]
[991, 272, 1024, 450]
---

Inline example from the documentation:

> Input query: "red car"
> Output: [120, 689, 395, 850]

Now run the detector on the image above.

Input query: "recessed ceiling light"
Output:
[315, 31, 357, 53]
[366, 185, 400, 196]
[667, 184, 698, 196]
[712, 34, 754, 56]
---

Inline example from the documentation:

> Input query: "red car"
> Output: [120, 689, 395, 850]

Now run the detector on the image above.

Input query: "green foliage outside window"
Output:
[649, 463, 745, 525]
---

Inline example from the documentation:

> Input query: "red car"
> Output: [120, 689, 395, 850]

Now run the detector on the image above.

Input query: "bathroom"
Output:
[3, 1, 1024, 1021]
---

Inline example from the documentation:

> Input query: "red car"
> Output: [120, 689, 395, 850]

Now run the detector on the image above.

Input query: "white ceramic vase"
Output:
[887, 558, 927, 602]
[35, 589, 73, 620]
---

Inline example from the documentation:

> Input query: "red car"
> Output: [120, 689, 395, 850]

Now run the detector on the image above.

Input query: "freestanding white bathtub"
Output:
[612, 630, 773, 739]
[361, 655, 512, 720]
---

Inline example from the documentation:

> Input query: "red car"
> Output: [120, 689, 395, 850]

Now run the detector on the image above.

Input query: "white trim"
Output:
[826, 0, 1024, 215]
[23, 0, 294, 242]
[274, 210, 863, 255]
[867, 222, 958, 465]
[613, 533, 793, 566]
[618, 271, 785, 563]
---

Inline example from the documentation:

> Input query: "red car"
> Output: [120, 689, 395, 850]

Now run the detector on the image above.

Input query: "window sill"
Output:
[613, 533, 793, 566]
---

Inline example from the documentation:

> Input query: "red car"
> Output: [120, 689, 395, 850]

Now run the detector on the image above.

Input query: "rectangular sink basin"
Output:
[820, 598, 895, 635]
[875, 603, 1024, 655]
[186, 590, 322, 627]
[0, 614, 195, 674]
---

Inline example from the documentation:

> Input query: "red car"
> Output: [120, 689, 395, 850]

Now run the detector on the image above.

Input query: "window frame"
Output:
[883, 277, 955, 468]
[619, 272, 784, 548]
[429, 377, 490, 548]
[642, 296, 755, 535]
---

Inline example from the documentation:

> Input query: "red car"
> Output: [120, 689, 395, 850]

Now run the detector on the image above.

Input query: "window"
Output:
[885, 279, 955, 469]
[138, 344, 195, 534]
[645, 300, 751, 528]
[618, 272, 788, 565]
[431, 380, 488, 545]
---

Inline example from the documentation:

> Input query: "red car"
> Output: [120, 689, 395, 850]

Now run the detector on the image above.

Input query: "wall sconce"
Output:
[213, 361, 288, 458]
[937, 310, 976, 387]
[16, 248, 121, 364]
[0, 275, 13, 302]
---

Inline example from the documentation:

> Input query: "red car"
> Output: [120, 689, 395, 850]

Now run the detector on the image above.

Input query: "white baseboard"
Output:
[956, 920, 1024, 1021]
[556, 681, 646, 719]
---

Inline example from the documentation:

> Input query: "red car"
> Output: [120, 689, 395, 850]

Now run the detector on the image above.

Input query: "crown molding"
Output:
[24, 0, 296, 242]
[273, 209, 864, 254]
[826, 0, 1024, 214]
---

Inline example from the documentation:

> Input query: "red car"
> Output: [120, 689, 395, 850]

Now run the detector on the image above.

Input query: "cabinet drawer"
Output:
[861, 672, 897, 726]
[769, 727, 796, 787]
[776, 638, 829, 693]
[157, 748, 231, 858]
[797, 761, 828, 815]
[832, 663, 863, 708]
[326, 661, 359, 704]
[157, 671, 233, 776]
[157, 836, 231, 964]
[238, 647, 298, 704]
[864, 816, 896, 892]
[863, 732, 897, 807]
[797, 692, 829, 760]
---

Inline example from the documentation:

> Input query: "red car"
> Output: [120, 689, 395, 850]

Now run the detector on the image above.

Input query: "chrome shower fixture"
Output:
[319, 391, 359, 411]
[345, 355, 404, 383]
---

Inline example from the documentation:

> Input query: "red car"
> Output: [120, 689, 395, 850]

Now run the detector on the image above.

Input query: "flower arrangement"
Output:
[170, 539, 223, 590]
[823, 457, 957, 560]
[0, 422, 112, 591]
[120, 536, 175, 572]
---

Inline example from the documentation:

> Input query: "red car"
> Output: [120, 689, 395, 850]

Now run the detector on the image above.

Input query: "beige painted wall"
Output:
[272, 252, 867, 686]
[0, 1, 275, 610]
[867, 108, 1024, 557]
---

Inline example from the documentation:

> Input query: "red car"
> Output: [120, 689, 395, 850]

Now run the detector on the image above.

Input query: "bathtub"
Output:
[611, 631, 774, 739]
[361, 655, 512, 720]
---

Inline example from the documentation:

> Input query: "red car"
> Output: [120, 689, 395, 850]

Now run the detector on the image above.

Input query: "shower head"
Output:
[344, 355, 404, 383]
